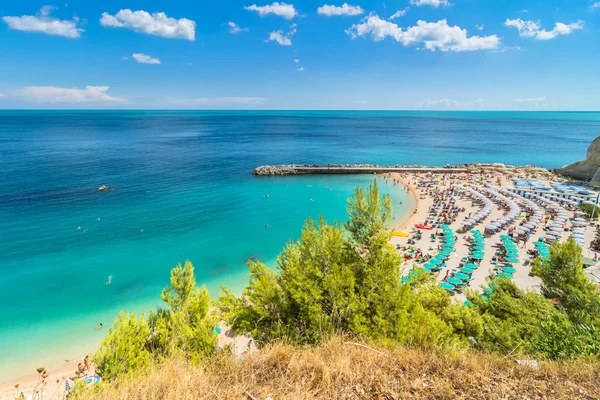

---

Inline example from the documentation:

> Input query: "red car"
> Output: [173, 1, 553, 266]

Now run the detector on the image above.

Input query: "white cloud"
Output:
[20, 86, 124, 103]
[505, 18, 584, 40]
[410, 0, 450, 8]
[389, 8, 409, 20]
[0, 93, 6, 98]
[417, 98, 488, 109]
[356, 100, 368, 104]
[132, 53, 161, 64]
[266, 23, 296, 46]
[298, 67, 304, 71]
[2, 6, 83, 38]
[228, 21, 248, 34]
[512, 97, 554, 109]
[267, 30, 291, 45]
[476, 24, 484, 30]
[317, 3, 364, 16]
[244, 2, 297, 19]
[100, 9, 195, 40]
[346, 15, 500, 52]
[168, 97, 266, 107]
[294, 58, 300, 63]
[592, 2, 600, 9]
[513, 97, 546, 104]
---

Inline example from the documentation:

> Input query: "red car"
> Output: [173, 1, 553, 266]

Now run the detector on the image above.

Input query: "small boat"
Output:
[98, 185, 108, 191]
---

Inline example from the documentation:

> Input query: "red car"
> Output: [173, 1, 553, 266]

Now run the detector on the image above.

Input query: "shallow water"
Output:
[0, 110, 598, 381]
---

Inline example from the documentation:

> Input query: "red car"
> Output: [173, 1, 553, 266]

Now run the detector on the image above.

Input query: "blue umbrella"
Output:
[448, 277, 463, 285]
[455, 272, 469, 280]
[82, 375, 101, 386]
[441, 281, 455, 291]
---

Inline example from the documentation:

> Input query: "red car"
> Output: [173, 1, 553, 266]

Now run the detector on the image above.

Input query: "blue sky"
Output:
[0, 0, 598, 109]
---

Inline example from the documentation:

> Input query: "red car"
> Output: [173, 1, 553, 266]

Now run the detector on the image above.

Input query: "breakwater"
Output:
[253, 164, 472, 176]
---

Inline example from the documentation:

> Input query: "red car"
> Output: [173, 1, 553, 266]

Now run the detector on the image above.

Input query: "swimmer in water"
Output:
[106, 276, 112, 285]
[97, 217, 101, 221]
[264, 224, 268, 228]
[77, 226, 81, 230]
[96, 323, 103, 329]
[309, 198, 313, 202]
[140, 228, 144, 233]
[264, 194, 269, 198]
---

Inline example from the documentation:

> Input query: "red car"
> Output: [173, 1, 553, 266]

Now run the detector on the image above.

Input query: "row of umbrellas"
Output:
[423, 225, 456, 271]
[495, 236, 520, 279]
[479, 187, 522, 232]
[457, 185, 494, 228]
[498, 188, 544, 237]
[441, 230, 484, 292]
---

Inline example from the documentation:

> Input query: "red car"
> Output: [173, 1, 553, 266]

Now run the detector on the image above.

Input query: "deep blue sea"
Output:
[1, 110, 599, 381]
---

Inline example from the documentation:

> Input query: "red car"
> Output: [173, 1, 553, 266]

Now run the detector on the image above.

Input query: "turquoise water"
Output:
[1, 110, 599, 381]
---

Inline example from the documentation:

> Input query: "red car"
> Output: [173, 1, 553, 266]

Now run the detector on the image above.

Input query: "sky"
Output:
[0, 0, 599, 110]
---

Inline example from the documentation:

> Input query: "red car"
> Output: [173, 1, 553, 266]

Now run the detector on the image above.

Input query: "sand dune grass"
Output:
[77, 337, 600, 400]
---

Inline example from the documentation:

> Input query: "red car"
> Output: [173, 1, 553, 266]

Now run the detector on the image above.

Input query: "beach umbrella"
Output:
[455, 272, 470, 280]
[441, 281, 455, 291]
[464, 263, 478, 268]
[82, 376, 101, 387]
[460, 268, 475, 275]
[500, 234, 511, 239]
[471, 254, 484, 260]
[429, 258, 442, 265]
[574, 218, 586, 222]
[502, 266, 517, 273]
[448, 277, 463, 285]
[484, 287, 495, 296]
[505, 257, 519, 263]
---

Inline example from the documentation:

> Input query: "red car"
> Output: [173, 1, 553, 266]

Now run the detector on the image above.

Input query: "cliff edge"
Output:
[558, 136, 600, 185]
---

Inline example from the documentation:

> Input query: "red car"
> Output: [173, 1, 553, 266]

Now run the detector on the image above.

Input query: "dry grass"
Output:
[78, 337, 600, 400]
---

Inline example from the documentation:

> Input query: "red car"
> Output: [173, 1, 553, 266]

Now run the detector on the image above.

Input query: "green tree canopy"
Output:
[536, 239, 600, 324]
[94, 260, 217, 379]
[219, 180, 480, 348]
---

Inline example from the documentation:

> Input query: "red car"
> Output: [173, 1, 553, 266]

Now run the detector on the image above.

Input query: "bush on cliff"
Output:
[219, 181, 482, 348]
[94, 261, 217, 380]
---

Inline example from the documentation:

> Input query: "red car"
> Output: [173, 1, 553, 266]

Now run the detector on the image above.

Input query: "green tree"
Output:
[536, 239, 600, 324]
[578, 203, 599, 220]
[94, 312, 152, 380]
[152, 261, 217, 362]
[94, 260, 217, 379]
[219, 180, 476, 348]
[466, 277, 563, 354]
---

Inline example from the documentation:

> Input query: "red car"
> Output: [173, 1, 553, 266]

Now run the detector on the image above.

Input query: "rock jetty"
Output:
[253, 163, 558, 178]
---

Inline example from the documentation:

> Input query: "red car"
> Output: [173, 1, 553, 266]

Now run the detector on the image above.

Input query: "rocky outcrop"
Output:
[558, 136, 600, 184]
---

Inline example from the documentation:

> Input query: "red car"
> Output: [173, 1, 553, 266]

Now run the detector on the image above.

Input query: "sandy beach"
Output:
[3, 163, 598, 399]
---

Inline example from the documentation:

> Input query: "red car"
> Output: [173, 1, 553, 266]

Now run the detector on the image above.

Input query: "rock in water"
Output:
[558, 136, 600, 183]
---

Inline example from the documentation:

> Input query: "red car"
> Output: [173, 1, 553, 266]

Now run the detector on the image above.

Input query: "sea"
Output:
[1, 110, 599, 382]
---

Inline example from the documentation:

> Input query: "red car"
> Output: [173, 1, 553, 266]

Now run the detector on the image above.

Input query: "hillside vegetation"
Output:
[76, 181, 600, 399]
[78, 337, 600, 400]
